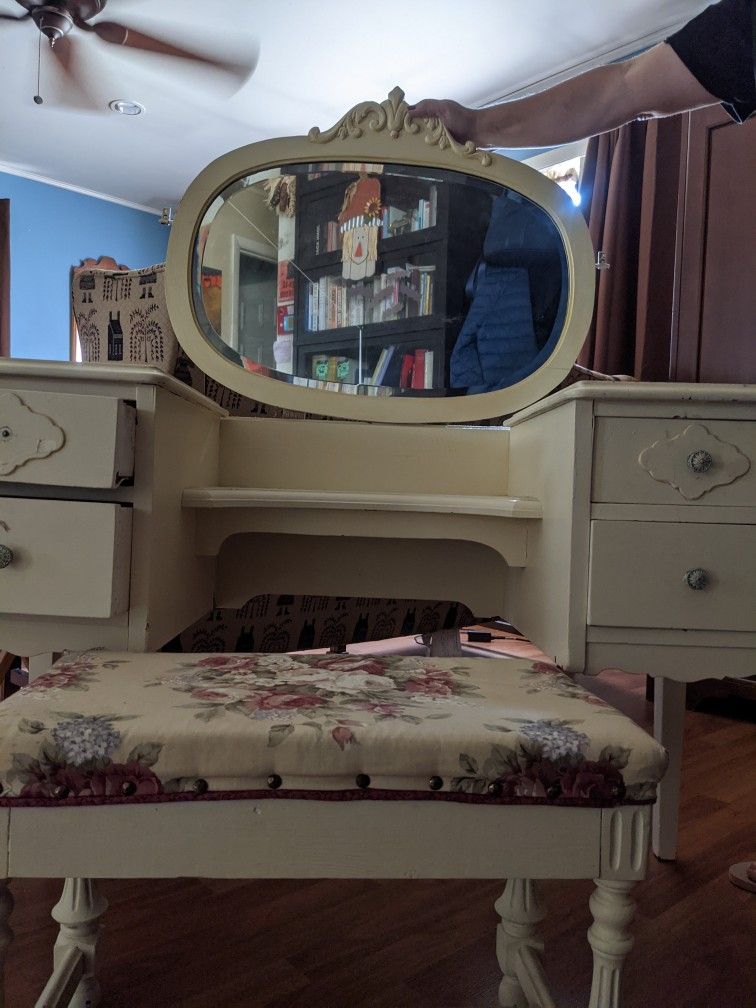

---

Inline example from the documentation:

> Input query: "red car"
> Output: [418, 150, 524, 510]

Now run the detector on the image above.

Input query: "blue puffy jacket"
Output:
[450, 192, 566, 394]
[450, 264, 537, 394]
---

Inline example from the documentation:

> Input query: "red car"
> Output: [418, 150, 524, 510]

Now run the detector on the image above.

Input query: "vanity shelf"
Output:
[182, 486, 542, 518]
[182, 486, 541, 565]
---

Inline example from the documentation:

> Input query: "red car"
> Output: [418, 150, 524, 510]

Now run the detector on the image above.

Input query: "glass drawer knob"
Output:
[0, 545, 13, 569]
[685, 568, 709, 591]
[687, 450, 713, 473]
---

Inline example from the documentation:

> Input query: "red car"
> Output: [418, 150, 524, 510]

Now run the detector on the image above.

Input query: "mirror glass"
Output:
[192, 161, 568, 397]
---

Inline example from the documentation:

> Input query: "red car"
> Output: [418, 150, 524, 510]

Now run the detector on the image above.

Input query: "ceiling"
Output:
[0, 0, 712, 212]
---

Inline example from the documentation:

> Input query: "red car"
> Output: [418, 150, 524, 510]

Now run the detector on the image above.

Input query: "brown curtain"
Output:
[0, 199, 9, 357]
[578, 117, 684, 380]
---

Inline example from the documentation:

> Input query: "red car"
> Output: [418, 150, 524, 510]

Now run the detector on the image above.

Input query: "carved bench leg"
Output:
[495, 879, 555, 1008]
[0, 880, 13, 1008]
[587, 879, 635, 1008]
[51, 878, 108, 1008]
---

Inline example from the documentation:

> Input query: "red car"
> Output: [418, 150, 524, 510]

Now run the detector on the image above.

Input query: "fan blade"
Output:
[89, 20, 258, 84]
[0, 11, 30, 19]
[49, 35, 102, 110]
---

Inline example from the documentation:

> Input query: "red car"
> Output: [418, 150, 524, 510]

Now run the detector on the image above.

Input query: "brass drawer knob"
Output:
[685, 568, 709, 591]
[687, 449, 713, 474]
[0, 544, 13, 569]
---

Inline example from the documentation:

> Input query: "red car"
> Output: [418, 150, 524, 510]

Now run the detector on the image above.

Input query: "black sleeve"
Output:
[667, 0, 756, 122]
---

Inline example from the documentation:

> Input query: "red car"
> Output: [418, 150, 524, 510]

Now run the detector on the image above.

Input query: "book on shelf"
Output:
[306, 263, 435, 332]
[424, 349, 434, 388]
[399, 352, 415, 389]
[405, 348, 435, 389]
[325, 220, 341, 253]
[277, 261, 295, 303]
[382, 349, 404, 388]
[276, 303, 295, 336]
[370, 345, 395, 385]
[311, 354, 360, 384]
[411, 348, 425, 389]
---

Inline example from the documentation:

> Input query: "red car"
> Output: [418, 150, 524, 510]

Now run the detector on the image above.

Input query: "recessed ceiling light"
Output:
[109, 99, 145, 116]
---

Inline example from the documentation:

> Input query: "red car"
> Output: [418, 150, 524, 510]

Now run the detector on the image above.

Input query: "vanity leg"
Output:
[51, 878, 108, 1008]
[495, 879, 555, 1008]
[0, 879, 13, 1008]
[587, 879, 635, 1008]
[651, 676, 686, 861]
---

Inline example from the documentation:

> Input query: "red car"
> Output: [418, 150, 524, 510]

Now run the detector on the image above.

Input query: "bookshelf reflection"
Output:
[192, 161, 567, 397]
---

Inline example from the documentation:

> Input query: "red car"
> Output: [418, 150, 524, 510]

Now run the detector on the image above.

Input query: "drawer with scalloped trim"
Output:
[0, 497, 132, 618]
[592, 418, 756, 505]
[588, 519, 756, 632]
[0, 390, 135, 488]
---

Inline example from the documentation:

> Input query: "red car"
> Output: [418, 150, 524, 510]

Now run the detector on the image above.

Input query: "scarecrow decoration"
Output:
[337, 174, 382, 280]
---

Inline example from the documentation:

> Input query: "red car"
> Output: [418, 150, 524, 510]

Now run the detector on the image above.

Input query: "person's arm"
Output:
[408, 42, 719, 147]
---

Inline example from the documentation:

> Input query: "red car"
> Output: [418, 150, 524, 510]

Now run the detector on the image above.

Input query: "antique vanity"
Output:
[0, 89, 753, 1007]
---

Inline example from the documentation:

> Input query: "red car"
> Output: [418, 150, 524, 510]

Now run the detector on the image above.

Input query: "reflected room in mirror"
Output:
[193, 161, 568, 398]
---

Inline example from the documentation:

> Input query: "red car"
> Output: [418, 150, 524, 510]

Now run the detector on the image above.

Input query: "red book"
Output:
[399, 353, 415, 388]
[277, 261, 294, 303]
[411, 348, 426, 389]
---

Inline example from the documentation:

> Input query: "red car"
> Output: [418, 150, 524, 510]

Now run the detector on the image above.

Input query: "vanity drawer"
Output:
[0, 498, 132, 618]
[588, 520, 756, 632]
[592, 418, 755, 505]
[0, 390, 135, 487]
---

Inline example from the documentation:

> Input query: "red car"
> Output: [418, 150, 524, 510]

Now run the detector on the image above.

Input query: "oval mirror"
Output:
[167, 88, 595, 423]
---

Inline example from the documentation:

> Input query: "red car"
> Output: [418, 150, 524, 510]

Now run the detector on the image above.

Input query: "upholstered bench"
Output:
[0, 651, 666, 1008]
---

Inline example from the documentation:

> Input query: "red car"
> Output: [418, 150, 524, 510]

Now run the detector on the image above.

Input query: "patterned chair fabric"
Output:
[72, 263, 179, 375]
[71, 264, 478, 646]
[163, 595, 474, 655]
[0, 650, 668, 807]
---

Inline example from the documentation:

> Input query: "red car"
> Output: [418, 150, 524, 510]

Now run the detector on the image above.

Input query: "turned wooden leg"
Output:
[587, 879, 635, 1008]
[495, 879, 555, 1008]
[0, 880, 13, 1008]
[50, 878, 108, 1008]
[652, 677, 686, 861]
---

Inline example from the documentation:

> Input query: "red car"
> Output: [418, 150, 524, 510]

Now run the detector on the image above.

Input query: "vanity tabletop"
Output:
[508, 380, 756, 425]
[0, 358, 227, 415]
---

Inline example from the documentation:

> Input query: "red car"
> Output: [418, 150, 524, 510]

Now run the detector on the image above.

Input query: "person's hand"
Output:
[406, 99, 480, 145]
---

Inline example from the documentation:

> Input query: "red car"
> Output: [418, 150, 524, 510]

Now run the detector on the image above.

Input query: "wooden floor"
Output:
[6, 653, 756, 1007]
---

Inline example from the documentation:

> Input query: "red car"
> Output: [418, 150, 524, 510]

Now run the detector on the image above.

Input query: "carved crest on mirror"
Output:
[308, 86, 493, 167]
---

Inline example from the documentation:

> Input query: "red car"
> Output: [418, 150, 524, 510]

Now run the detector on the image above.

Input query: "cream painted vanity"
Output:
[0, 89, 754, 1007]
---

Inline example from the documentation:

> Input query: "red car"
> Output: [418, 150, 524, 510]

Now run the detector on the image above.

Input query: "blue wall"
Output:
[2, 171, 169, 360]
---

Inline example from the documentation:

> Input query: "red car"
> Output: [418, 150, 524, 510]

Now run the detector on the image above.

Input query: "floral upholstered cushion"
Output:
[0, 651, 667, 808]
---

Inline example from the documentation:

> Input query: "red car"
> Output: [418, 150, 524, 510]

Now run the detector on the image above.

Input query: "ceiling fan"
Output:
[0, 0, 259, 108]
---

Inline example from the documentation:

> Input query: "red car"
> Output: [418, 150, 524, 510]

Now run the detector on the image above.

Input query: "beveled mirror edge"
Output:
[166, 87, 595, 424]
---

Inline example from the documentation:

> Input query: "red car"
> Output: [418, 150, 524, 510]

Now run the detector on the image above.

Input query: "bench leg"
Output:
[495, 879, 555, 1008]
[587, 879, 635, 1008]
[50, 879, 108, 1008]
[0, 880, 12, 1008]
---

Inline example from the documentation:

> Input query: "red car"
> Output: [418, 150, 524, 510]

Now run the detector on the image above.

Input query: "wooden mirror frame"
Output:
[166, 87, 596, 424]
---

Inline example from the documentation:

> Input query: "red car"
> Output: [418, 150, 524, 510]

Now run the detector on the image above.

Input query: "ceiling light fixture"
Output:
[109, 99, 145, 115]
